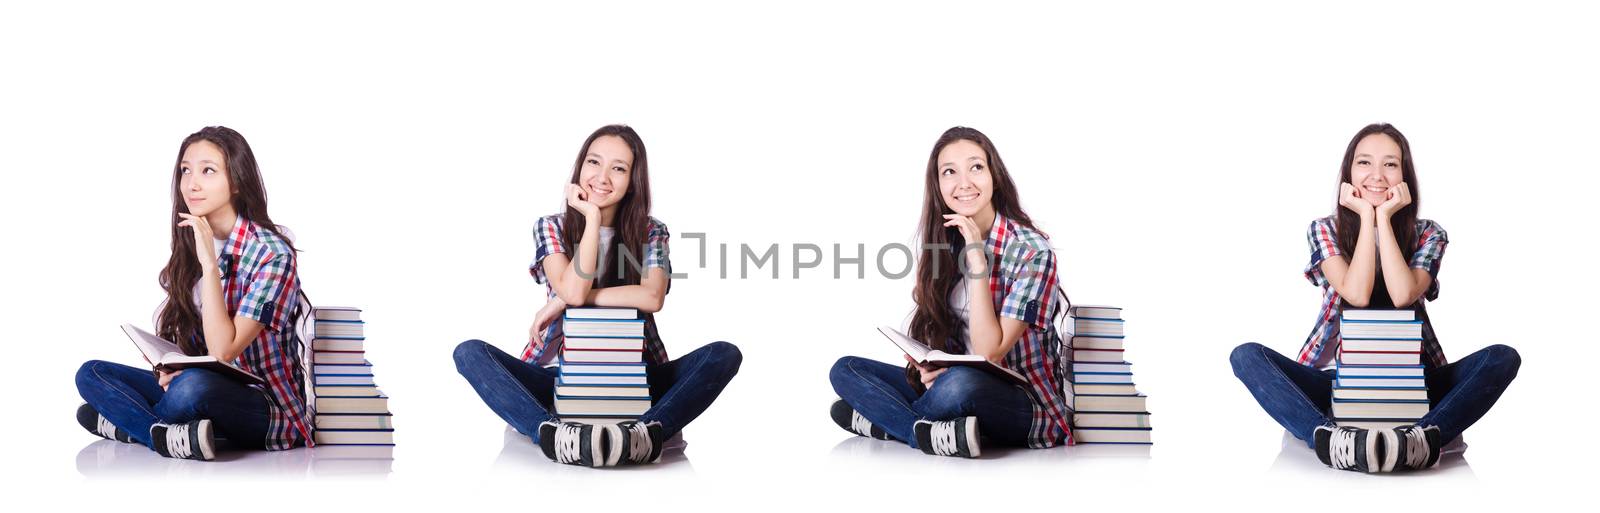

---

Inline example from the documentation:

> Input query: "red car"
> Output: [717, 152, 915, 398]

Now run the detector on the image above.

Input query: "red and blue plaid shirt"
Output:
[523, 214, 672, 365]
[947, 214, 1072, 448]
[205, 217, 311, 450]
[1299, 215, 1449, 369]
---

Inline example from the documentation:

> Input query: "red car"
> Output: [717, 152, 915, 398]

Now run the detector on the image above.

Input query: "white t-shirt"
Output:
[593, 226, 616, 279]
[949, 283, 971, 350]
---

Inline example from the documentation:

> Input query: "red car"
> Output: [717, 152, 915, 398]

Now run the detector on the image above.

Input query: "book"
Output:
[564, 307, 639, 320]
[1073, 394, 1148, 412]
[1339, 319, 1424, 339]
[564, 337, 647, 351]
[313, 374, 376, 385]
[1073, 427, 1153, 444]
[120, 324, 264, 385]
[312, 351, 367, 364]
[314, 429, 395, 445]
[1067, 383, 1139, 395]
[1073, 361, 1134, 374]
[876, 326, 1027, 385]
[315, 413, 395, 430]
[1330, 398, 1430, 419]
[316, 395, 390, 414]
[561, 349, 647, 363]
[1073, 412, 1153, 428]
[314, 385, 383, 397]
[1340, 338, 1425, 352]
[1072, 318, 1125, 337]
[1338, 350, 1422, 366]
[1332, 386, 1429, 401]
[313, 362, 374, 375]
[563, 318, 647, 338]
[1068, 305, 1123, 320]
[313, 306, 363, 321]
[556, 373, 649, 386]
[312, 338, 365, 352]
[1340, 309, 1416, 322]
[554, 397, 653, 416]
[1071, 348, 1125, 363]
[314, 320, 366, 339]
[1071, 335, 1125, 350]
[554, 384, 652, 398]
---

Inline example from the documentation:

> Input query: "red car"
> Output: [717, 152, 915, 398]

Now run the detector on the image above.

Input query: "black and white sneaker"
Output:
[1314, 425, 1382, 473]
[149, 420, 215, 461]
[539, 421, 615, 467]
[1391, 425, 1443, 471]
[614, 420, 666, 465]
[914, 417, 980, 458]
[830, 399, 892, 440]
[76, 403, 134, 443]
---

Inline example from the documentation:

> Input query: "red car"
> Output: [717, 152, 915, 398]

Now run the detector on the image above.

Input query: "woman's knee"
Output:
[75, 360, 108, 391]
[1484, 344, 1522, 376]
[1229, 342, 1268, 374]
[157, 369, 226, 419]
[704, 341, 743, 375]
[453, 339, 491, 373]
[829, 356, 871, 388]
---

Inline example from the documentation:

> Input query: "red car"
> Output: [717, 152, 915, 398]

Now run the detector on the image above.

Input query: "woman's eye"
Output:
[613, 166, 627, 173]
[180, 167, 191, 175]
[203, 167, 216, 175]
[972, 164, 985, 172]
[586, 158, 600, 165]
[1384, 162, 1399, 168]
[1356, 159, 1370, 166]
[940, 168, 954, 176]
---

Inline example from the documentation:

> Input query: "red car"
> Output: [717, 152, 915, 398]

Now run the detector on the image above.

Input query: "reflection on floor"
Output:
[76, 439, 395, 479]
[1269, 430, 1474, 477]
[827, 435, 1154, 463]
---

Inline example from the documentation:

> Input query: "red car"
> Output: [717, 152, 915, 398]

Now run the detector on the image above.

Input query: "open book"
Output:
[121, 324, 265, 385]
[876, 326, 1028, 386]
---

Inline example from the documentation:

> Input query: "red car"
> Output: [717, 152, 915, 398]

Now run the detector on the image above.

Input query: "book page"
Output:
[121, 324, 181, 364]
[877, 326, 930, 362]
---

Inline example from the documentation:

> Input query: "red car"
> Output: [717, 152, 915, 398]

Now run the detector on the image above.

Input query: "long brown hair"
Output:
[909, 127, 1041, 373]
[1334, 123, 1420, 308]
[157, 126, 295, 356]
[559, 125, 653, 287]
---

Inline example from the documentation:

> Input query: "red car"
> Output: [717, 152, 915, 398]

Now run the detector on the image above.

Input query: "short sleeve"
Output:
[1411, 220, 1447, 300]
[999, 247, 1058, 331]
[529, 215, 567, 284]
[237, 252, 296, 331]
[643, 219, 671, 272]
[1304, 217, 1342, 286]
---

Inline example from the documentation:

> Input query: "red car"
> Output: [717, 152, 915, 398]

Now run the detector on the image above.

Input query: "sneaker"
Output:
[1314, 425, 1382, 473]
[913, 417, 980, 458]
[149, 420, 215, 461]
[614, 420, 666, 465]
[76, 403, 134, 443]
[830, 399, 892, 440]
[1392, 425, 1443, 471]
[538, 421, 613, 467]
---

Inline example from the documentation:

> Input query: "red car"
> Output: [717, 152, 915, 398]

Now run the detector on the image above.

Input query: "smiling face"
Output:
[577, 135, 633, 210]
[936, 139, 995, 218]
[1349, 133, 1405, 207]
[179, 140, 235, 218]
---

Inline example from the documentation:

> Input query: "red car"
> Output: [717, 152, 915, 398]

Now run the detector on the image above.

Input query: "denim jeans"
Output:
[829, 356, 1033, 449]
[453, 339, 742, 442]
[75, 360, 274, 450]
[1229, 342, 1520, 447]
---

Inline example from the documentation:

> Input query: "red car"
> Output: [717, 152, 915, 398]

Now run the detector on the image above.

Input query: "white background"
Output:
[2, 1, 1596, 511]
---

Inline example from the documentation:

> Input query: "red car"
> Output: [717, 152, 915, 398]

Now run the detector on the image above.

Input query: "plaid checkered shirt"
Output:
[1299, 215, 1449, 368]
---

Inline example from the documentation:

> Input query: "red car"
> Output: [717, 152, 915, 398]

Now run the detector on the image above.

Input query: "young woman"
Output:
[453, 124, 742, 468]
[74, 126, 311, 461]
[827, 126, 1071, 458]
[1229, 123, 1521, 473]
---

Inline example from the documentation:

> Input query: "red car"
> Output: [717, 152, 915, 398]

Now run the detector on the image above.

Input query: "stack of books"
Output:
[1064, 305, 1152, 445]
[1332, 308, 1430, 431]
[310, 306, 395, 447]
[554, 307, 652, 425]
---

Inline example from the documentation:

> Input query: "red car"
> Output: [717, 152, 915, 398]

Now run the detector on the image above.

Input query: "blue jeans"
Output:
[453, 339, 742, 442]
[829, 356, 1033, 449]
[1228, 342, 1520, 447]
[75, 360, 274, 450]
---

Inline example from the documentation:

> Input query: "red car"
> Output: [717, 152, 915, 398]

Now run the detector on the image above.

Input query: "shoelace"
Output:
[928, 420, 960, 456]
[850, 410, 875, 437]
[165, 424, 194, 459]
[553, 423, 585, 464]
[625, 422, 654, 463]
[96, 415, 120, 440]
[1402, 428, 1431, 469]
[1328, 428, 1359, 470]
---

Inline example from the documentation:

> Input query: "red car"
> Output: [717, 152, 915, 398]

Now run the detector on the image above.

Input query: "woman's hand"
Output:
[943, 214, 988, 275]
[1375, 182, 1412, 219]
[566, 183, 600, 220]
[905, 354, 947, 390]
[1338, 183, 1374, 220]
[528, 297, 568, 349]
[177, 213, 219, 274]
[158, 369, 184, 391]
